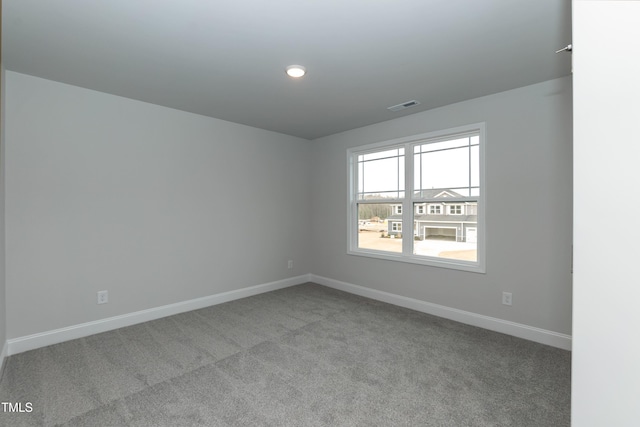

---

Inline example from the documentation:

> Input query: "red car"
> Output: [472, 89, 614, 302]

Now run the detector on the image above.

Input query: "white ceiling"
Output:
[2, 0, 572, 140]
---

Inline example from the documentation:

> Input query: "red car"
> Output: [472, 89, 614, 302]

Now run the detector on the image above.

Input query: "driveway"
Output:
[358, 231, 477, 261]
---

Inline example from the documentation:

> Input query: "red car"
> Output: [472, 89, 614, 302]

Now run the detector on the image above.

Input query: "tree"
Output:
[358, 196, 393, 220]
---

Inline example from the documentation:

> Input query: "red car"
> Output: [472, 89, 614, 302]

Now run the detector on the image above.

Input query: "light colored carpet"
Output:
[0, 283, 570, 426]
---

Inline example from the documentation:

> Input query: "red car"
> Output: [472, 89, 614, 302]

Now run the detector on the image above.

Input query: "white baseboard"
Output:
[6, 273, 571, 355]
[7, 274, 311, 356]
[310, 274, 572, 351]
[0, 340, 8, 379]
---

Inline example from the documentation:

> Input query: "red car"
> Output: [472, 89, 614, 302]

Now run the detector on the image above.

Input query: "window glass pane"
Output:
[362, 157, 399, 193]
[398, 155, 405, 193]
[358, 148, 404, 200]
[361, 148, 404, 162]
[357, 203, 402, 253]
[413, 134, 479, 199]
[412, 203, 477, 262]
[447, 188, 471, 197]
[471, 145, 480, 188]
[417, 146, 469, 191]
[418, 137, 469, 153]
[414, 147, 421, 190]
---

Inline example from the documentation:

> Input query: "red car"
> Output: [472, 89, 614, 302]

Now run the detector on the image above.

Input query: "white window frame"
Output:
[416, 204, 425, 215]
[347, 123, 486, 273]
[429, 204, 442, 215]
[394, 205, 402, 215]
[391, 222, 402, 232]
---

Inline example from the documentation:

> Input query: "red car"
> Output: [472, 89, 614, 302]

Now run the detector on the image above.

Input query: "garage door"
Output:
[466, 227, 477, 243]
[423, 226, 457, 240]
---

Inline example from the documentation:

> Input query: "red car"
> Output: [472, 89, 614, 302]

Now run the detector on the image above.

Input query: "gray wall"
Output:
[4, 71, 312, 339]
[2, 71, 572, 342]
[310, 77, 573, 335]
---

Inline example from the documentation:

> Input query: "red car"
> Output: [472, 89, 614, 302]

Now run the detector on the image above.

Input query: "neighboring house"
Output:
[386, 190, 478, 243]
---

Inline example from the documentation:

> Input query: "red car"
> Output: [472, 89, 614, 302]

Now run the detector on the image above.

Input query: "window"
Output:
[448, 204, 463, 215]
[348, 123, 485, 273]
[429, 205, 442, 215]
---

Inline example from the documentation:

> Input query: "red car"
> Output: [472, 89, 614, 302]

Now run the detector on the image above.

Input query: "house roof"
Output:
[414, 189, 465, 199]
[2, 0, 572, 140]
[388, 214, 478, 223]
[415, 215, 478, 223]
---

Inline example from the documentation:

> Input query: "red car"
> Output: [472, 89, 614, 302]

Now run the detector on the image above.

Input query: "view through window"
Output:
[349, 124, 484, 272]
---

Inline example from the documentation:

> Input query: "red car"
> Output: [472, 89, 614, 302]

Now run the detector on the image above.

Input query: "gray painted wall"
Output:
[310, 77, 573, 335]
[2, 71, 572, 343]
[4, 71, 312, 339]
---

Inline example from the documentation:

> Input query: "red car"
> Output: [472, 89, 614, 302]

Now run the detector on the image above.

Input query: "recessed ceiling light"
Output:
[286, 65, 306, 78]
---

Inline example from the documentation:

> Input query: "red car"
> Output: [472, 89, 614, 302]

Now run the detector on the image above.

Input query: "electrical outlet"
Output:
[502, 292, 512, 306]
[287, 260, 293, 269]
[97, 290, 109, 305]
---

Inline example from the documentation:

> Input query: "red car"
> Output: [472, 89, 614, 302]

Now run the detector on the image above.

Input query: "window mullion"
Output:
[402, 143, 413, 255]
[468, 137, 472, 195]
[350, 154, 359, 252]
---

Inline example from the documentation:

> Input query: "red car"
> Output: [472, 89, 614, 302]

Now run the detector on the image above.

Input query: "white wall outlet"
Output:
[97, 290, 109, 304]
[502, 291, 512, 306]
[287, 260, 293, 269]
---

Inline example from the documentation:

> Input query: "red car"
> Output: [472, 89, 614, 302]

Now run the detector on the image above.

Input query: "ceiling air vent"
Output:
[387, 100, 421, 112]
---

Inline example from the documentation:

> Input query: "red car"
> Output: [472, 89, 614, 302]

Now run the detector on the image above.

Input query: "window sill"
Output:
[347, 249, 486, 274]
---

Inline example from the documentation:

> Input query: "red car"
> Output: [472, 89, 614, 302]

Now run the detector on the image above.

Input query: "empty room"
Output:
[1, 1, 639, 426]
